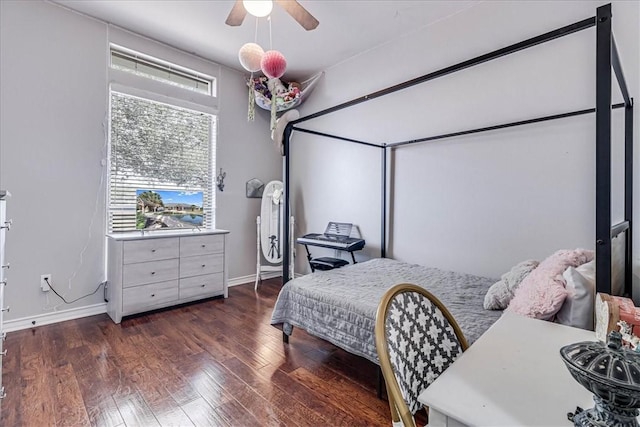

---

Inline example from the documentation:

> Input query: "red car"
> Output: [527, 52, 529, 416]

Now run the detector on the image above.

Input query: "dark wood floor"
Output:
[1, 279, 394, 426]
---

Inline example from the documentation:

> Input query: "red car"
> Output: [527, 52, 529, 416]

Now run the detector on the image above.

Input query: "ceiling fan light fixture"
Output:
[243, 0, 273, 18]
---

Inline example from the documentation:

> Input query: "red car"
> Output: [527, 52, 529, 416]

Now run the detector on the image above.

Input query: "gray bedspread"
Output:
[270, 258, 503, 364]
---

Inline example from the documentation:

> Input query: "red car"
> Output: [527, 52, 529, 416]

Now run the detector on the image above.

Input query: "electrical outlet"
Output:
[40, 274, 51, 292]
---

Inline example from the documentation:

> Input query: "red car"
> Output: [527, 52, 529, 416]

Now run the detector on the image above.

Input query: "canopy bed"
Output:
[271, 2, 634, 375]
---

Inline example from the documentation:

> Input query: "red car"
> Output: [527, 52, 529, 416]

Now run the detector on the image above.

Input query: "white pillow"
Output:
[556, 260, 595, 330]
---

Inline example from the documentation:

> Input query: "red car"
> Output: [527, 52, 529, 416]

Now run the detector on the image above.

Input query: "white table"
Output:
[418, 311, 598, 426]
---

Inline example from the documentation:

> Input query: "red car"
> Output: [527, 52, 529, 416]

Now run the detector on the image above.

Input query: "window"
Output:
[111, 47, 215, 96]
[107, 48, 217, 233]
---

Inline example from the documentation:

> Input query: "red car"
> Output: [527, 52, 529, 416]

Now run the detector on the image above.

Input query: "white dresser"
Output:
[107, 230, 229, 324]
[0, 190, 10, 404]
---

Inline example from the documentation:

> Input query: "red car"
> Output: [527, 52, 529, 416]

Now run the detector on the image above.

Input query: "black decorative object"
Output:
[245, 178, 264, 198]
[560, 331, 640, 426]
[216, 168, 226, 192]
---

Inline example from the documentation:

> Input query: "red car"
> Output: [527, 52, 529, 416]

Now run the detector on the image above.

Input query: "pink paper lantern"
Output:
[238, 43, 264, 72]
[261, 50, 287, 79]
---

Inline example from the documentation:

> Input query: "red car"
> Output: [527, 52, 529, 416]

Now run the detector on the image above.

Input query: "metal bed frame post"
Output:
[595, 3, 612, 294]
[625, 100, 634, 297]
[283, 122, 293, 283]
[381, 146, 387, 258]
[595, 3, 635, 296]
[610, 7, 634, 298]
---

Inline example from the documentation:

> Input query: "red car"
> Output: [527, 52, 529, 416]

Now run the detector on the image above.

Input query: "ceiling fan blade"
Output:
[225, 0, 247, 26]
[275, 0, 319, 31]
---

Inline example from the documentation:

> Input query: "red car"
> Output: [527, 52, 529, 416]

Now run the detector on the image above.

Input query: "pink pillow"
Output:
[506, 249, 594, 320]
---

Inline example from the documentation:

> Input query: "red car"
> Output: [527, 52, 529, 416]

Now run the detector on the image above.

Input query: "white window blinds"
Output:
[111, 48, 214, 96]
[108, 92, 216, 232]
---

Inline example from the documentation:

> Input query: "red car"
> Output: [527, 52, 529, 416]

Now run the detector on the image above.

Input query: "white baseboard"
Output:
[5, 272, 293, 332]
[228, 271, 281, 287]
[3, 302, 108, 332]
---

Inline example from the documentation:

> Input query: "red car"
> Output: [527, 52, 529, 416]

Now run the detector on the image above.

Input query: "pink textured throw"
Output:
[506, 249, 594, 320]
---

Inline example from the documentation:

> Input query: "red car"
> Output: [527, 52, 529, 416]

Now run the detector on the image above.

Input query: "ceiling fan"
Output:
[226, 0, 319, 31]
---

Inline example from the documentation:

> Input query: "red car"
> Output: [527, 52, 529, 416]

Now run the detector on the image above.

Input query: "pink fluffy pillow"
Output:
[506, 249, 594, 320]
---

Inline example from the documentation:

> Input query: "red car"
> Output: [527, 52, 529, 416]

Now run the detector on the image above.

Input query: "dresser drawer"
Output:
[179, 253, 223, 278]
[124, 238, 178, 264]
[180, 234, 224, 257]
[123, 258, 179, 287]
[122, 280, 179, 315]
[179, 273, 224, 301]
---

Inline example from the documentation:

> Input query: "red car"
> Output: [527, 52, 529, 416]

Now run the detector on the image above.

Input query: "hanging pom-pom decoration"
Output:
[270, 86, 277, 129]
[239, 43, 264, 121]
[239, 43, 264, 72]
[261, 50, 287, 129]
[266, 78, 284, 130]
[261, 50, 287, 79]
[247, 74, 256, 121]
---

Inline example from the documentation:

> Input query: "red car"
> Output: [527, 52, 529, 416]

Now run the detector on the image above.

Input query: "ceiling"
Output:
[53, 0, 477, 80]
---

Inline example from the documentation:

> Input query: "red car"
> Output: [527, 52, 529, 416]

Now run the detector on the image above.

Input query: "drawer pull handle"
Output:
[1, 332, 6, 341]
[0, 386, 5, 399]
[202, 264, 206, 268]
[151, 249, 156, 253]
[201, 284, 206, 288]
[1, 219, 11, 230]
[151, 294, 155, 297]
[201, 244, 206, 248]
[0, 280, 6, 286]
[1, 306, 9, 313]
[151, 271, 156, 275]
[1, 263, 9, 269]
[0, 349, 6, 356]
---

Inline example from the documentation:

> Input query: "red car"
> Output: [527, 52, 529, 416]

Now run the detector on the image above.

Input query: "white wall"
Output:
[217, 68, 283, 275]
[0, 0, 281, 323]
[292, 1, 640, 291]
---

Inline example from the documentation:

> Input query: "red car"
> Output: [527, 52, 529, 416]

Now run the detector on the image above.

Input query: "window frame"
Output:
[107, 90, 217, 233]
[106, 39, 219, 234]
